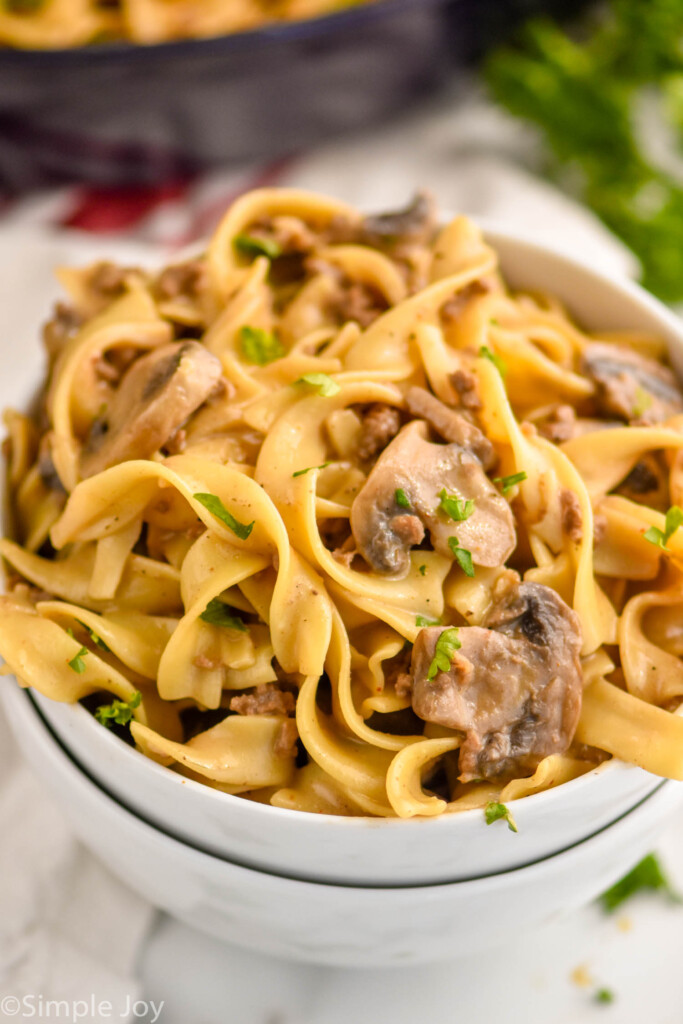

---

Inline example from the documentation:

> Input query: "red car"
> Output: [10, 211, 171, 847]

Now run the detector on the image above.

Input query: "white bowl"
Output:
[5, 684, 683, 968]
[30, 686, 664, 885]
[21, 220, 683, 886]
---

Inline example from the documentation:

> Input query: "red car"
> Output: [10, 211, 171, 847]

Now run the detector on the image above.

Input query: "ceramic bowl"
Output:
[5, 684, 683, 968]
[23, 220, 683, 885]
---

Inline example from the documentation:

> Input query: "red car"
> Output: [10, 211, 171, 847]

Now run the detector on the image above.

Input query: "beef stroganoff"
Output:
[2, 187, 683, 819]
[0, 0, 374, 49]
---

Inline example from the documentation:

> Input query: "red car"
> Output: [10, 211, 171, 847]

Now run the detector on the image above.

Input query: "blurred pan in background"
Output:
[0, 0, 586, 192]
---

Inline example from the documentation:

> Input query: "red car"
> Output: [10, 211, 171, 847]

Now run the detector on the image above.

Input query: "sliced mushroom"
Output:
[349, 419, 516, 578]
[80, 341, 223, 478]
[359, 192, 437, 248]
[582, 342, 683, 424]
[410, 581, 583, 781]
[405, 386, 495, 469]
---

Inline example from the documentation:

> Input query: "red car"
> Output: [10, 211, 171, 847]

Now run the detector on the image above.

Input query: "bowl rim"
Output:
[0, 0, 449, 65]
[10, 214, 683, 830]
[10, 683, 683, 894]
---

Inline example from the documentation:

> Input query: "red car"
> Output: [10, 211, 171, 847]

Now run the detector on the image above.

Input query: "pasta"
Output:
[0, 0, 373, 49]
[3, 185, 683, 820]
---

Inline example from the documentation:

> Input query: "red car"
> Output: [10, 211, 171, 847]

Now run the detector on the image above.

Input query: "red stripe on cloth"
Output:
[61, 179, 193, 233]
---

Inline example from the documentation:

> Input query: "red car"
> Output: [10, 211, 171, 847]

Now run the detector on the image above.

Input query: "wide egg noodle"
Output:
[3, 187, 683, 817]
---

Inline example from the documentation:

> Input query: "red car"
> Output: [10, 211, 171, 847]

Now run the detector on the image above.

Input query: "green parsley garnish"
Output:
[448, 536, 475, 577]
[292, 462, 331, 478]
[239, 325, 285, 366]
[95, 691, 142, 729]
[643, 505, 683, 549]
[594, 988, 615, 1006]
[427, 627, 462, 680]
[418, 564, 427, 576]
[233, 233, 283, 260]
[494, 471, 528, 496]
[479, 345, 507, 378]
[199, 598, 247, 632]
[296, 373, 340, 397]
[395, 488, 411, 509]
[77, 620, 110, 652]
[631, 385, 653, 419]
[485, 3, 683, 302]
[67, 643, 88, 674]
[193, 492, 255, 540]
[416, 615, 440, 627]
[438, 488, 474, 522]
[484, 801, 519, 833]
[599, 853, 681, 912]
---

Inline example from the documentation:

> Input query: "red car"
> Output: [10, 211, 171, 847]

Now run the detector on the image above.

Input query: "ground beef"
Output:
[538, 405, 578, 444]
[229, 684, 296, 717]
[449, 368, 482, 411]
[274, 719, 300, 759]
[441, 279, 491, 321]
[43, 302, 83, 361]
[560, 488, 583, 542]
[356, 403, 402, 461]
[327, 280, 386, 328]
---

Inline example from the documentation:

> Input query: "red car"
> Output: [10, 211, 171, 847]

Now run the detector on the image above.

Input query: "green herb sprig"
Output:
[599, 853, 681, 912]
[484, 801, 519, 833]
[193, 492, 255, 540]
[438, 488, 475, 522]
[448, 536, 475, 577]
[199, 598, 248, 632]
[95, 691, 142, 729]
[643, 505, 683, 549]
[426, 627, 462, 680]
[239, 325, 284, 366]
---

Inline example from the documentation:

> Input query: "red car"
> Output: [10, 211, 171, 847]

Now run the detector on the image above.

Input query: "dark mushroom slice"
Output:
[410, 581, 583, 782]
[582, 342, 683, 424]
[349, 420, 516, 578]
[79, 341, 223, 478]
[359, 192, 437, 248]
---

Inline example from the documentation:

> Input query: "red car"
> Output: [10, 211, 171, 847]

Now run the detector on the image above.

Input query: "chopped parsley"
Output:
[427, 627, 462, 680]
[484, 801, 519, 833]
[594, 988, 615, 1006]
[67, 644, 88, 674]
[292, 462, 331, 478]
[599, 853, 681, 912]
[296, 373, 340, 397]
[631, 385, 653, 419]
[479, 345, 507, 378]
[239, 325, 284, 366]
[448, 536, 475, 577]
[494, 471, 528, 495]
[643, 506, 683, 550]
[199, 598, 247, 632]
[77, 620, 110, 652]
[193, 492, 255, 540]
[395, 488, 411, 508]
[438, 488, 474, 521]
[418, 564, 427, 576]
[416, 615, 440, 627]
[95, 691, 142, 729]
[233, 233, 283, 260]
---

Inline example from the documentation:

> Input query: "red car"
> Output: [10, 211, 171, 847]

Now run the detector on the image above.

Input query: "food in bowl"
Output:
[2, 187, 683, 822]
[0, 0, 375, 49]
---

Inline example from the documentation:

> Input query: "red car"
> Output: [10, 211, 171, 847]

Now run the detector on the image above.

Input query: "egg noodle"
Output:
[0, 0, 371, 49]
[2, 187, 683, 820]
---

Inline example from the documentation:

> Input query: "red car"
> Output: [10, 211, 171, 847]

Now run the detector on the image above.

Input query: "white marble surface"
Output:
[140, 811, 683, 1024]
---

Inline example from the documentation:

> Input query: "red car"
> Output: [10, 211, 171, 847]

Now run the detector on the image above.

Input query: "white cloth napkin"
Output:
[0, 82, 637, 1020]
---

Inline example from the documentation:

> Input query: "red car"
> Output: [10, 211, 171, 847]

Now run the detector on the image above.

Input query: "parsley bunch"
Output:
[486, 0, 683, 301]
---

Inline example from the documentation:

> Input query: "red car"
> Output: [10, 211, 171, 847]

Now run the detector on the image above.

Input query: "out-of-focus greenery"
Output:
[486, 1, 683, 302]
